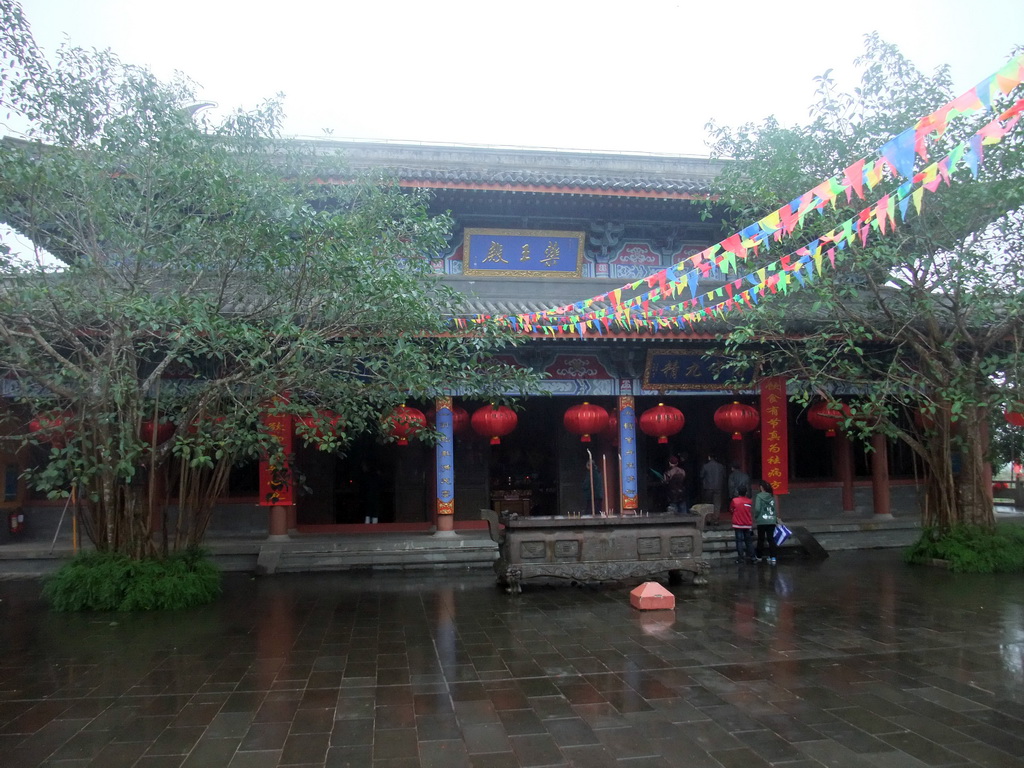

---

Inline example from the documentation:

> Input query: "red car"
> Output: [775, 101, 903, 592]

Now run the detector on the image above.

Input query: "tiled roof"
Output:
[303, 140, 723, 198]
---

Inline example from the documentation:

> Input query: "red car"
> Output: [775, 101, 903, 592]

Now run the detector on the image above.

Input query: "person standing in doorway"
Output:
[728, 462, 750, 501]
[663, 455, 688, 514]
[700, 454, 726, 516]
[753, 479, 779, 565]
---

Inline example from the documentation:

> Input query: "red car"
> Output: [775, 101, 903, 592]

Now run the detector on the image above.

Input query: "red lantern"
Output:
[1005, 404, 1024, 428]
[450, 405, 469, 435]
[471, 404, 518, 445]
[638, 403, 685, 444]
[187, 413, 226, 435]
[807, 401, 843, 437]
[563, 402, 609, 443]
[140, 419, 176, 445]
[841, 403, 880, 428]
[426, 405, 470, 435]
[386, 405, 426, 446]
[29, 410, 75, 448]
[602, 411, 619, 442]
[295, 410, 343, 444]
[714, 402, 759, 440]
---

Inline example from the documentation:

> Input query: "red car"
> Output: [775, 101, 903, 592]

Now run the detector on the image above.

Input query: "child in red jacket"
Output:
[730, 484, 758, 563]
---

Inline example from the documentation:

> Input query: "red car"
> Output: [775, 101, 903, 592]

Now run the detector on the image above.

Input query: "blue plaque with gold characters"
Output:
[643, 350, 752, 391]
[463, 228, 584, 278]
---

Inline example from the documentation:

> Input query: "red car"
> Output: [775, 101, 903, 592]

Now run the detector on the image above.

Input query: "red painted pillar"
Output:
[835, 434, 855, 512]
[870, 433, 892, 518]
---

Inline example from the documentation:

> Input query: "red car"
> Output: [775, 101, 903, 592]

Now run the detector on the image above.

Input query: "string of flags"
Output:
[452, 54, 1024, 338]
[545, 97, 1023, 336]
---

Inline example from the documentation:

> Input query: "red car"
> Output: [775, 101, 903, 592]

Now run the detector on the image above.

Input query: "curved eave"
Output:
[312, 175, 711, 201]
[395, 179, 710, 200]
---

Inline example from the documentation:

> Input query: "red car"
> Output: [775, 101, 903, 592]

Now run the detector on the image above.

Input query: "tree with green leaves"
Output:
[707, 34, 1024, 530]
[0, 0, 538, 558]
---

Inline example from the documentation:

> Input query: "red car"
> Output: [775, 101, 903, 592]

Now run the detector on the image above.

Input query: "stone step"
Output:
[259, 533, 499, 574]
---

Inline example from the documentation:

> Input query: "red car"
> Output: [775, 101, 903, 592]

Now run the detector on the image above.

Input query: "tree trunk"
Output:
[916, 413, 957, 529]
[913, 405, 995, 530]
[956, 408, 995, 527]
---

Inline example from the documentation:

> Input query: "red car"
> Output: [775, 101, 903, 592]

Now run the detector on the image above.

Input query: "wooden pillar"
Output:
[434, 396, 456, 535]
[268, 504, 289, 537]
[870, 433, 893, 519]
[835, 433, 855, 512]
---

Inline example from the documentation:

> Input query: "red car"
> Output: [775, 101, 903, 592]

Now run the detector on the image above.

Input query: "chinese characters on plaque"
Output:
[643, 350, 752, 391]
[463, 229, 585, 277]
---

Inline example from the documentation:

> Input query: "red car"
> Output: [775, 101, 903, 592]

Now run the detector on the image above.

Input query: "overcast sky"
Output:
[13, 0, 1024, 156]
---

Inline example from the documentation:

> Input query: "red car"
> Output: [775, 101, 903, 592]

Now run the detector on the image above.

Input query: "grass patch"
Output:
[904, 523, 1024, 574]
[43, 549, 222, 611]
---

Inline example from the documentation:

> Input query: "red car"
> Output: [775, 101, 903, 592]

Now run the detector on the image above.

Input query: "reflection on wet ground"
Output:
[1, 549, 1023, 767]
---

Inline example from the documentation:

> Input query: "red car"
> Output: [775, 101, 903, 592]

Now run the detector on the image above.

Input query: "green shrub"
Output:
[904, 523, 1024, 573]
[43, 549, 221, 611]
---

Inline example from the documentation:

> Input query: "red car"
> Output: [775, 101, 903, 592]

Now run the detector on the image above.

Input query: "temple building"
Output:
[256, 140, 918, 538]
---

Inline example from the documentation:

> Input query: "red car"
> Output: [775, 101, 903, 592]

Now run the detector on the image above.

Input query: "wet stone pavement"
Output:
[0, 550, 1023, 768]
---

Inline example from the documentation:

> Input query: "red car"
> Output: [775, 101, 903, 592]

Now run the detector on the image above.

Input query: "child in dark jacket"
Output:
[729, 483, 757, 563]
[753, 479, 779, 565]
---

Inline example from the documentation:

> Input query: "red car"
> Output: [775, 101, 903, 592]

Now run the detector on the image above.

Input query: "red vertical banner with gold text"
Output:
[759, 377, 789, 494]
[259, 411, 294, 506]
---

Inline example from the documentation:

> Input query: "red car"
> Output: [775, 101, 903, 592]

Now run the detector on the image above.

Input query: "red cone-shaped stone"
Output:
[629, 581, 675, 611]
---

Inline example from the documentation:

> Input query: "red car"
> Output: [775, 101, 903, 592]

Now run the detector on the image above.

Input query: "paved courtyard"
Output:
[0, 549, 1023, 767]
